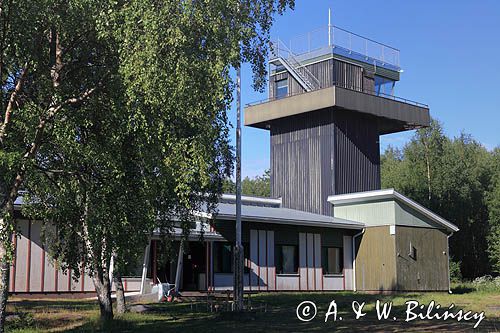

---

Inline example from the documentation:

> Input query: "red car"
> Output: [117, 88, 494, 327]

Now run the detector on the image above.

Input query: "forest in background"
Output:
[226, 119, 500, 280]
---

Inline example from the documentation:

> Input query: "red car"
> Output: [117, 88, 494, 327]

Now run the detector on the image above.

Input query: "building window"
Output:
[322, 247, 343, 274]
[275, 79, 288, 99]
[275, 244, 298, 274]
[213, 242, 251, 274]
[374, 75, 395, 96]
[213, 242, 233, 273]
[409, 242, 417, 260]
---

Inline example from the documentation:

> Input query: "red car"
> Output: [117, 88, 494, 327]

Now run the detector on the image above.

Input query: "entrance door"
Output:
[182, 242, 206, 291]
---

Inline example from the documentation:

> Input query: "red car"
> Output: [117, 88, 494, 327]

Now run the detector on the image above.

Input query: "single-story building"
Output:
[10, 189, 458, 295]
[8, 24, 459, 296]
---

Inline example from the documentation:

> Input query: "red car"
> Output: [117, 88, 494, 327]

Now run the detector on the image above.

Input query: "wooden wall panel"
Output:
[333, 110, 381, 194]
[271, 109, 381, 215]
[250, 230, 259, 288]
[333, 59, 363, 91]
[314, 234, 322, 291]
[299, 232, 321, 291]
[43, 257, 57, 292]
[271, 110, 335, 215]
[266, 231, 275, 290]
[355, 226, 397, 291]
[15, 220, 29, 292]
[258, 230, 268, 289]
[58, 268, 70, 292]
[250, 229, 274, 291]
[271, 57, 367, 95]
[395, 226, 449, 291]
[298, 233, 307, 290]
[269, 71, 305, 99]
[276, 275, 300, 290]
[29, 220, 42, 292]
[306, 233, 314, 290]
[323, 276, 344, 290]
[343, 235, 353, 290]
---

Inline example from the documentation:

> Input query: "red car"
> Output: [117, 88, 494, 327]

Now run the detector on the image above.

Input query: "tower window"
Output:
[275, 79, 288, 99]
[374, 75, 395, 96]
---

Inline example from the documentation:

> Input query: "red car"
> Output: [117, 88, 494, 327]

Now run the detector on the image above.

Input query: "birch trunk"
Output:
[92, 269, 113, 321]
[113, 269, 126, 314]
[0, 198, 16, 333]
[0, 236, 11, 333]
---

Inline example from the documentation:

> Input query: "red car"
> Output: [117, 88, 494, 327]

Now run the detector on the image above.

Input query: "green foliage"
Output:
[449, 260, 462, 283]
[224, 169, 271, 197]
[381, 119, 498, 279]
[1, 0, 294, 322]
[486, 148, 500, 273]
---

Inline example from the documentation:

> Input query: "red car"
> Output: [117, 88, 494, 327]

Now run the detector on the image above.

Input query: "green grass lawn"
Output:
[6, 284, 500, 332]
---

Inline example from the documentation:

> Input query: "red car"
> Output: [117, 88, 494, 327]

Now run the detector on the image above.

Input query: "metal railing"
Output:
[245, 82, 428, 109]
[270, 39, 321, 91]
[286, 25, 400, 69]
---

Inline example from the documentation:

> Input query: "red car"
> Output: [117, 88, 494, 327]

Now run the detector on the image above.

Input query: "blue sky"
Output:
[229, 0, 500, 178]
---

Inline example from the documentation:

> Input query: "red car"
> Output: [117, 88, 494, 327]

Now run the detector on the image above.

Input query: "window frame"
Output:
[213, 242, 233, 274]
[321, 246, 344, 275]
[409, 242, 417, 261]
[275, 78, 288, 99]
[212, 242, 251, 274]
[275, 244, 299, 275]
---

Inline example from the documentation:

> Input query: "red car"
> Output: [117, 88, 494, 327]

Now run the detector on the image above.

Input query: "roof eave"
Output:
[328, 189, 459, 233]
[215, 214, 364, 230]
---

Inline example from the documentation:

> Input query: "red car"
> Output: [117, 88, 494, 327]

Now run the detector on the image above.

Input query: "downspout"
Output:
[352, 228, 365, 292]
[447, 232, 454, 294]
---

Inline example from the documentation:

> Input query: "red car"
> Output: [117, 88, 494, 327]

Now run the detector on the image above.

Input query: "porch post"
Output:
[152, 240, 157, 282]
[139, 240, 151, 294]
[174, 240, 184, 292]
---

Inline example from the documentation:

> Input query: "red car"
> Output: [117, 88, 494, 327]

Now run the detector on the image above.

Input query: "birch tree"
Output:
[1, 0, 294, 326]
[0, 1, 113, 330]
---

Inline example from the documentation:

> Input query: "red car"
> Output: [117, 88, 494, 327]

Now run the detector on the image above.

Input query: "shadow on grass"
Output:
[450, 285, 476, 294]
[8, 299, 98, 312]
[58, 292, 498, 333]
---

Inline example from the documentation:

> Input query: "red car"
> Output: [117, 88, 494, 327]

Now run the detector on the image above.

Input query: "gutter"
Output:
[447, 232, 454, 294]
[216, 214, 365, 230]
[352, 228, 365, 292]
[220, 194, 282, 206]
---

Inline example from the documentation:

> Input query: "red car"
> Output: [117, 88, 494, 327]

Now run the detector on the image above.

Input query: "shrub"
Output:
[472, 275, 500, 292]
[449, 260, 462, 283]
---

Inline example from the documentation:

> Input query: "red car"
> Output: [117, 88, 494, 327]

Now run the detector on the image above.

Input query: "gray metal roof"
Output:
[212, 202, 364, 229]
[13, 196, 23, 208]
[14, 193, 364, 230]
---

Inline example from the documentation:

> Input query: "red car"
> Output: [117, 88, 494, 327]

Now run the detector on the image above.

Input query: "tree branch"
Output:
[0, 62, 29, 146]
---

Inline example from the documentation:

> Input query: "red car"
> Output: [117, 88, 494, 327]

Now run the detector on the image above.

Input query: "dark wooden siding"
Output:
[269, 71, 305, 99]
[395, 226, 449, 291]
[333, 60, 363, 91]
[270, 109, 381, 216]
[270, 110, 335, 215]
[355, 226, 397, 291]
[333, 110, 381, 194]
[269, 58, 367, 96]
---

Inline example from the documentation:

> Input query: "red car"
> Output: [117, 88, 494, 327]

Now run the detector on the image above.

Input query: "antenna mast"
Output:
[328, 8, 332, 46]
